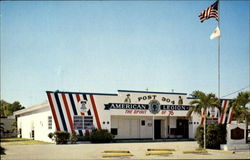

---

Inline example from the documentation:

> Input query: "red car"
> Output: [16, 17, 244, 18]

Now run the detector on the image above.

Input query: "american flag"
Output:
[199, 0, 219, 23]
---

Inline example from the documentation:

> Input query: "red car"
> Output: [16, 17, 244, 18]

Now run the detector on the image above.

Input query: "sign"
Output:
[74, 116, 84, 130]
[136, 95, 185, 105]
[104, 103, 189, 111]
[206, 118, 218, 124]
[148, 100, 161, 114]
[231, 127, 244, 140]
[84, 116, 93, 130]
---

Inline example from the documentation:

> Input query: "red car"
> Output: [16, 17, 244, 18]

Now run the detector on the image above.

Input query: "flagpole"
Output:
[218, 0, 221, 108]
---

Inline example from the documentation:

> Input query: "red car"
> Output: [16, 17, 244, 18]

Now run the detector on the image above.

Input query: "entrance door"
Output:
[176, 119, 189, 138]
[154, 120, 161, 139]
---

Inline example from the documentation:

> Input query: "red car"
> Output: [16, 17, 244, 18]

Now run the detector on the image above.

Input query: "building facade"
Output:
[15, 90, 202, 142]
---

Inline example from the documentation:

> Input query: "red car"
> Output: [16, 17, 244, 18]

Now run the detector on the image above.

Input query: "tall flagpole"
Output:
[218, 0, 221, 105]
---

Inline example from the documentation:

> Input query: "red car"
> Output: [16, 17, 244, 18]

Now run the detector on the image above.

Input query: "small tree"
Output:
[229, 91, 250, 143]
[187, 91, 219, 149]
[0, 100, 25, 117]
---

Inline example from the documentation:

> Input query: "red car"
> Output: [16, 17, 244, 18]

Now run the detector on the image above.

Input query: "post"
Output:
[204, 115, 206, 149]
[152, 115, 155, 140]
[218, 35, 220, 101]
[218, 0, 221, 101]
[246, 116, 248, 143]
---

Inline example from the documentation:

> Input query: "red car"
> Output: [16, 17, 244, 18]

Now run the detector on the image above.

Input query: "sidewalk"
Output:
[1, 141, 249, 159]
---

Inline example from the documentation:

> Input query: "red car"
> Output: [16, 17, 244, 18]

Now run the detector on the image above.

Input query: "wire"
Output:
[221, 86, 249, 98]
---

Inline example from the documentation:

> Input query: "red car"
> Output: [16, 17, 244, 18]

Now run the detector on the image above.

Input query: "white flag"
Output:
[210, 26, 221, 40]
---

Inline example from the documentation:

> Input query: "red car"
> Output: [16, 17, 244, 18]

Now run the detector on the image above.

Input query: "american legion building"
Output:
[14, 90, 230, 142]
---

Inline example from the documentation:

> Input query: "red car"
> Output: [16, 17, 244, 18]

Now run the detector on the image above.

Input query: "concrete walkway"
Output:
[1, 141, 249, 159]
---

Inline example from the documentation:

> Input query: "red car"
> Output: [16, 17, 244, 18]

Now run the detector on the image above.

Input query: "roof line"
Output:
[46, 91, 118, 96]
[117, 90, 187, 95]
[14, 102, 49, 116]
[46, 90, 188, 96]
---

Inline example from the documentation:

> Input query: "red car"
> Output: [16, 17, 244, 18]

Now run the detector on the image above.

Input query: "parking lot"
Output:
[1, 141, 249, 159]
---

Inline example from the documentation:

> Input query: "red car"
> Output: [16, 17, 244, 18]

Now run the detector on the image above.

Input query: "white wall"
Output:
[17, 106, 55, 142]
[111, 116, 153, 139]
[188, 113, 201, 139]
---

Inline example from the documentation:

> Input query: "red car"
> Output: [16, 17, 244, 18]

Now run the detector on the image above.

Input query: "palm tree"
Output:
[229, 91, 250, 143]
[187, 91, 219, 149]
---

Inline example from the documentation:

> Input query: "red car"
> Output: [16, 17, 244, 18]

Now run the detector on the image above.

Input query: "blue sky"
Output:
[1, 1, 249, 107]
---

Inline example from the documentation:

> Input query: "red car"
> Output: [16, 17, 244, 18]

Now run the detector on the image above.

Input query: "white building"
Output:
[14, 90, 202, 142]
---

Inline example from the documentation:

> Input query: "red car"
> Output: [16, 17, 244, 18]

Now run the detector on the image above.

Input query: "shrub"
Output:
[48, 132, 54, 139]
[70, 133, 78, 144]
[90, 129, 114, 143]
[0, 146, 5, 155]
[195, 124, 226, 149]
[54, 131, 70, 144]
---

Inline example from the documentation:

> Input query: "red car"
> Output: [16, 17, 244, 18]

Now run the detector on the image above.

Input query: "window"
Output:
[74, 116, 84, 130]
[48, 116, 52, 129]
[19, 128, 22, 138]
[141, 120, 145, 126]
[31, 130, 34, 139]
[111, 128, 118, 135]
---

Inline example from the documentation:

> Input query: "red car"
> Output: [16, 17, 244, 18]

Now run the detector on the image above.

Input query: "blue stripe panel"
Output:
[69, 93, 78, 115]
[82, 94, 87, 100]
[54, 93, 68, 132]
[68, 93, 83, 136]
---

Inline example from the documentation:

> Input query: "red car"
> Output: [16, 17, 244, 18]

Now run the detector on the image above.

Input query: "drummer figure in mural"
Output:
[178, 96, 183, 105]
[124, 94, 131, 103]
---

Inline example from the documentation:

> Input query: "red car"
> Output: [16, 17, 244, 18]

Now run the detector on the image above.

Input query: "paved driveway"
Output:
[1, 141, 249, 159]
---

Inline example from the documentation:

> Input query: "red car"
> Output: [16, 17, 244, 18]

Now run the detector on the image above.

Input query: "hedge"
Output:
[90, 129, 114, 143]
[195, 123, 226, 149]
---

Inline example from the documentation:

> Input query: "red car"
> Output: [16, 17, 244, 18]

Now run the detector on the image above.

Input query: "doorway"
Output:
[154, 120, 161, 139]
[176, 119, 189, 138]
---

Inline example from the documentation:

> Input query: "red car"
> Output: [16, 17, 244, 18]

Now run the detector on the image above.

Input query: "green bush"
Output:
[90, 129, 114, 143]
[0, 146, 5, 155]
[48, 132, 54, 139]
[70, 133, 78, 144]
[195, 124, 226, 149]
[54, 131, 70, 144]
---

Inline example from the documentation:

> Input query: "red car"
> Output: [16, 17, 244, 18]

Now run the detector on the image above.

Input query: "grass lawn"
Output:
[0, 138, 51, 145]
